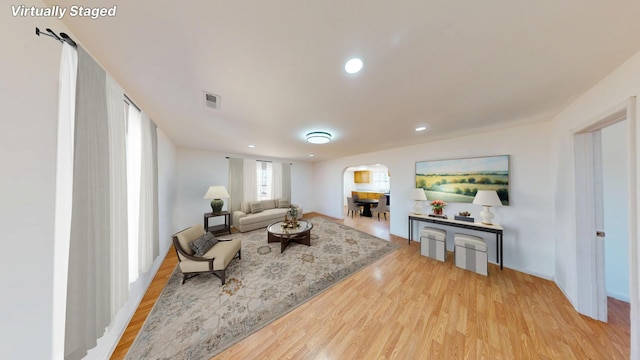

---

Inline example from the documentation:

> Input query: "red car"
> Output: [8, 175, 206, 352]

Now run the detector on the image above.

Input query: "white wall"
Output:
[0, 5, 67, 359]
[602, 120, 630, 301]
[312, 121, 555, 278]
[157, 129, 178, 256]
[175, 148, 230, 231]
[175, 149, 315, 231]
[549, 50, 640, 359]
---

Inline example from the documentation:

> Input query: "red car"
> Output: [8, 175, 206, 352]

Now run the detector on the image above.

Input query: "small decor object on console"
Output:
[454, 211, 474, 222]
[430, 199, 447, 215]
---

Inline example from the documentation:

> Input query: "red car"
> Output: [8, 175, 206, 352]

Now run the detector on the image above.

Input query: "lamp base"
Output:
[413, 201, 423, 214]
[479, 205, 494, 224]
[210, 199, 224, 213]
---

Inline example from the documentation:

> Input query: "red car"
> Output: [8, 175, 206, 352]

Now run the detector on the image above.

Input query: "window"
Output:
[125, 99, 142, 283]
[257, 161, 272, 200]
[372, 170, 390, 192]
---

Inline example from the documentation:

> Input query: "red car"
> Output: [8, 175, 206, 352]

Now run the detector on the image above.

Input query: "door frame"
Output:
[572, 97, 636, 321]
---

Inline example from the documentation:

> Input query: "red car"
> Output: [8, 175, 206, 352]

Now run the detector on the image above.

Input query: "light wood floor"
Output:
[111, 212, 630, 359]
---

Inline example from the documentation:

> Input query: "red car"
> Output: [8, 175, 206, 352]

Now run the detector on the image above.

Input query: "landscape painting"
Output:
[415, 155, 510, 205]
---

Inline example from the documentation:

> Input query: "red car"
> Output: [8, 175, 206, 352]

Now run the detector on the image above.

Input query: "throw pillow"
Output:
[250, 201, 264, 214]
[190, 232, 218, 256]
[278, 198, 290, 208]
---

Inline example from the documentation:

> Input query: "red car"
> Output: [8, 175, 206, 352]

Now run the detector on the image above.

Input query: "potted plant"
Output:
[287, 205, 299, 227]
[288, 205, 298, 218]
[431, 200, 447, 215]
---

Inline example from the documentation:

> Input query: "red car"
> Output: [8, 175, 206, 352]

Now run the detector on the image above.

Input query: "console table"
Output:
[204, 211, 231, 235]
[408, 214, 504, 270]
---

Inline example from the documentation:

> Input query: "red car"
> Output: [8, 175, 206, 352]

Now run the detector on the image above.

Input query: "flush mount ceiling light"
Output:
[306, 131, 332, 144]
[344, 58, 364, 74]
[415, 126, 427, 132]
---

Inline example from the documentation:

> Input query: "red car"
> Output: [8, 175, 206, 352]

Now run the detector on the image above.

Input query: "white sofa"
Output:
[232, 198, 303, 232]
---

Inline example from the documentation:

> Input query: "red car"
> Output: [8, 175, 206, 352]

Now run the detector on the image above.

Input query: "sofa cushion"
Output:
[190, 232, 218, 256]
[277, 198, 290, 208]
[262, 199, 277, 210]
[249, 201, 264, 214]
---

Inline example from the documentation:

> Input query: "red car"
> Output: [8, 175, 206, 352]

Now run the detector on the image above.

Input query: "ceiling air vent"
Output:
[203, 91, 220, 109]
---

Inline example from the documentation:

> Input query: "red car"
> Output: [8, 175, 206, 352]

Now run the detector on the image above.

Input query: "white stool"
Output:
[454, 234, 488, 276]
[420, 227, 447, 262]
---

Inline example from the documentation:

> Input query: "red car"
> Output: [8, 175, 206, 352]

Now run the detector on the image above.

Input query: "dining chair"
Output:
[347, 197, 362, 217]
[371, 195, 388, 221]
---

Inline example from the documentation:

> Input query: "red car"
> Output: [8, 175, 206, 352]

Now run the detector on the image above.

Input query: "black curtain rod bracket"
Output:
[35, 27, 76, 47]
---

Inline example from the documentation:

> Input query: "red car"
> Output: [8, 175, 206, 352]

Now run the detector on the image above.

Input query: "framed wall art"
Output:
[415, 155, 510, 205]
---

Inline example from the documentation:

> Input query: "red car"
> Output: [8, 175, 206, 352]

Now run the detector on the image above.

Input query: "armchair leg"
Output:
[211, 270, 226, 285]
[182, 273, 200, 284]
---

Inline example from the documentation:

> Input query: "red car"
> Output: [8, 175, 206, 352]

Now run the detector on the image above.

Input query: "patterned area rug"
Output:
[125, 217, 399, 360]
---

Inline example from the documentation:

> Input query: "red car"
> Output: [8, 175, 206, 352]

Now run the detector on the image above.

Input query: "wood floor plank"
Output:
[111, 211, 630, 359]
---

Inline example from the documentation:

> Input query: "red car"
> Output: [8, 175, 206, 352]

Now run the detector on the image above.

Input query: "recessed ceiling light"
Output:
[415, 126, 427, 132]
[344, 58, 364, 74]
[306, 131, 332, 144]
[248, 144, 256, 148]
[309, 154, 315, 157]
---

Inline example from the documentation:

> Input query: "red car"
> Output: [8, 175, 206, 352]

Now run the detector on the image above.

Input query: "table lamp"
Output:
[204, 186, 230, 213]
[411, 188, 427, 214]
[472, 190, 502, 224]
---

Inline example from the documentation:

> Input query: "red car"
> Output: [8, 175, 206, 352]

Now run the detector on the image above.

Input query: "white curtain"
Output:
[282, 162, 291, 201]
[138, 111, 158, 274]
[52, 43, 77, 360]
[126, 105, 142, 282]
[228, 158, 243, 224]
[243, 159, 258, 202]
[52, 43, 159, 360]
[105, 75, 129, 317]
[272, 161, 283, 199]
[65, 46, 111, 360]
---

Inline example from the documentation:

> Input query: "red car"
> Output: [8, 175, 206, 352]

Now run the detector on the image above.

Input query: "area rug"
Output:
[125, 216, 399, 360]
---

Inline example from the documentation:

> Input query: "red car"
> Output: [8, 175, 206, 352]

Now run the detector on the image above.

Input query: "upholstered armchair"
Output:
[172, 224, 241, 285]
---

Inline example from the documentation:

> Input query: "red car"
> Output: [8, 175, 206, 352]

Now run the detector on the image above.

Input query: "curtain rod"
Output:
[35, 27, 76, 47]
[225, 156, 293, 165]
[124, 95, 141, 112]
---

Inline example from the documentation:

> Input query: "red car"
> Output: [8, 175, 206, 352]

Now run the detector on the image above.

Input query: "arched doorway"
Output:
[342, 164, 391, 239]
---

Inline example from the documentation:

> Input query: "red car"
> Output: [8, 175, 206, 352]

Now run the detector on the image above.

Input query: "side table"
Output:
[204, 211, 231, 235]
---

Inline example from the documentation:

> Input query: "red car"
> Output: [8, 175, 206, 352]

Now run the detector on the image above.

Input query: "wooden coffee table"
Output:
[267, 220, 313, 253]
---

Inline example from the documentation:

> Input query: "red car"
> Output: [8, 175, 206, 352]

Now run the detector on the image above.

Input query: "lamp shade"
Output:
[411, 188, 427, 201]
[204, 186, 230, 199]
[472, 190, 502, 206]
[204, 186, 230, 213]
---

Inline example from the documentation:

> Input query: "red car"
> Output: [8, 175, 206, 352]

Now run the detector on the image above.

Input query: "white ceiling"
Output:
[52, 0, 640, 162]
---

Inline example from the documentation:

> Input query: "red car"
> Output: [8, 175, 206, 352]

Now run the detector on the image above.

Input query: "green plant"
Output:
[287, 205, 298, 218]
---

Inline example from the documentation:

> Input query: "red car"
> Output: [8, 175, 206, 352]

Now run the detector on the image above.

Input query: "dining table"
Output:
[354, 198, 378, 217]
